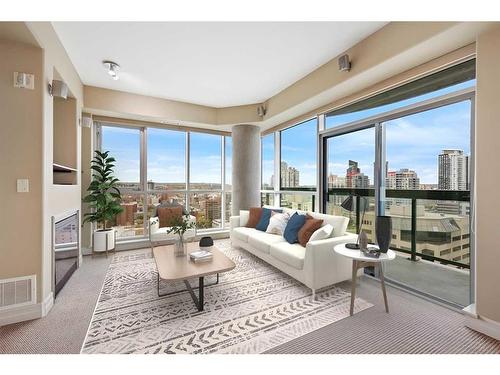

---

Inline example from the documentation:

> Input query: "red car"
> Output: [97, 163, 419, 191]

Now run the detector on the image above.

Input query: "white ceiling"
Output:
[53, 22, 386, 108]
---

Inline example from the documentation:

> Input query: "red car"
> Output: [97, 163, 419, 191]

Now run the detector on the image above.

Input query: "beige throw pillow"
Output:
[266, 211, 290, 235]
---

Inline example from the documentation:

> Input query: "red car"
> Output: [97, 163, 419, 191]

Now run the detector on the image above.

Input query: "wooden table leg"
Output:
[379, 263, 389, 313]
[350, 260, 357, 316]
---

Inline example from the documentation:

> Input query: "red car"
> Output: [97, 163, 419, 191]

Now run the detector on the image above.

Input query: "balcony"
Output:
[327, 188, 471, 308]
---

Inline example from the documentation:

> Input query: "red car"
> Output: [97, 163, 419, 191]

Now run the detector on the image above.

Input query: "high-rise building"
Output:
[327, 174, 346, 188]
[205, 194, 221, 222]
[116, 202, 138, 226]
[386, 171, 397, 189]
[281, 161, 300, 188]
[386, 168, 420, 190]
[438, 149, 469, 190]
[346, 160, 369, 188]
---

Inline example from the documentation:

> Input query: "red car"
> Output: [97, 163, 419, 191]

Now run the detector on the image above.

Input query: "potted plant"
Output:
[167, 214, 197, 256]
[83, 150, 124, 254]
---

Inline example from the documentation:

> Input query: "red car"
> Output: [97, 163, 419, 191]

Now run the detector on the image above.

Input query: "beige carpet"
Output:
[1, 239, 499, 354]
[0, 254, 111, 354]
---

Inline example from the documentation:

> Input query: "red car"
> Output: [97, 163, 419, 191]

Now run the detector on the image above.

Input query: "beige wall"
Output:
[84, 86, 262, 130]
[475, 25, 500, 323]
[25, 22, 84, 304]
[84, 85, 217, 126]
[0, 40, 44, 298]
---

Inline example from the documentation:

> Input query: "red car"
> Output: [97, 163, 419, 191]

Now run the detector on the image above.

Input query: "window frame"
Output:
[260, 117, 320, 212]
[95, 122, 232, 241]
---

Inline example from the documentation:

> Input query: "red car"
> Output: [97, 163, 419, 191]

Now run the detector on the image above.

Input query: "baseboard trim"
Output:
[0, 292, 54, 326]
[465, 313, 500, 341]
[81, 246, 92, 256]
[42, 292, 54, 317]
[0, 303, 41, 326]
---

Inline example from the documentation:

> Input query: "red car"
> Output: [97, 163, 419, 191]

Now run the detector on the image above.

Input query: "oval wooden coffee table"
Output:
[153, 243, 235, 311]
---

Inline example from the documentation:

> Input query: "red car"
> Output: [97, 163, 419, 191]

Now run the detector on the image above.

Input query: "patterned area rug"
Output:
[81, 239, 372, 354]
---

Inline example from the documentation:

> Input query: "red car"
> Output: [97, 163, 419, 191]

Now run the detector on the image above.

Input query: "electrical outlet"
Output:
[16, 179, 29, 193]
[13, 72, 35, 90]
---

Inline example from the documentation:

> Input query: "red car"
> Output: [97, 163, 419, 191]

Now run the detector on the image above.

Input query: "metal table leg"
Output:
[157, 273, 219, 312]
[350, 260, 357, 316]
[379, 263, 389, 313]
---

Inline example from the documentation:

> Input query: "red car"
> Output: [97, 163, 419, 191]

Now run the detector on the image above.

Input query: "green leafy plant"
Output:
[83, 150, 124, 230]
[166, 214, 196, 238]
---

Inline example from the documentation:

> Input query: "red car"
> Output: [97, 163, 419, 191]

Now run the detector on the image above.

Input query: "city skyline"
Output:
[327, 100, 471, 185]
[327, 147, 469, 191]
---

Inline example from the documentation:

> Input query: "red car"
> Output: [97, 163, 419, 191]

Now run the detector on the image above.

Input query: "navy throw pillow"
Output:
[255, 208, 282, 231]
[283, 212, 307, 244]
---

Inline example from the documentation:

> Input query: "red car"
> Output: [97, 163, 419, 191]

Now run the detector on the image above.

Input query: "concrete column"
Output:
[232, 124, 261, 215]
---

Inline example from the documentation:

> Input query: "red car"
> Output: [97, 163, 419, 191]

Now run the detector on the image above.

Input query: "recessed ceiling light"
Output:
[102, 60, 120, 80]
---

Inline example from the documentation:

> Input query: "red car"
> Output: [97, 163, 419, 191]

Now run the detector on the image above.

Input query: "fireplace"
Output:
[52, 211, 80, 297]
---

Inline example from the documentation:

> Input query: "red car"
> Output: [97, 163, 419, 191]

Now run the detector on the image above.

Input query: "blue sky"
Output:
[101, 126, 141, 182]
[102, 127, 226, 185]
[147, 128, 186, 183]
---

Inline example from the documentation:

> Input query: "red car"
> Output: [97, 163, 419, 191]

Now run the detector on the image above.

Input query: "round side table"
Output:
[334, 244, 396, 315]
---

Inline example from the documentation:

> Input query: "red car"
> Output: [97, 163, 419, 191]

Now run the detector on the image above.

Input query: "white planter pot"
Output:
[93, 229, 116, 252]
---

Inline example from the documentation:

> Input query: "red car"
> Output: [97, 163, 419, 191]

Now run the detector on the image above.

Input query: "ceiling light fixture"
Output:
[103, 60, 120, 80]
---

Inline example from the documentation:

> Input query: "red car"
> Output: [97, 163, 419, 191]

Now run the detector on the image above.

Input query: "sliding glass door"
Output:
[322, 90, 474, 308]
[325, 126, 375, 235]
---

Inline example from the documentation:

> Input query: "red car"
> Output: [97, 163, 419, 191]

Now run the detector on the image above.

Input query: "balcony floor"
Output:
[384, 253, 470, 307]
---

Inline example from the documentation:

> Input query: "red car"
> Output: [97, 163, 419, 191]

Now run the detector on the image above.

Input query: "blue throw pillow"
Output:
[255, 208, 282, 231]
[283, 212, 307, 244]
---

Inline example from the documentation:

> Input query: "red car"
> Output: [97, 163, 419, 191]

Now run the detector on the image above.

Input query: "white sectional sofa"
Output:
[230, 207, 358, 297]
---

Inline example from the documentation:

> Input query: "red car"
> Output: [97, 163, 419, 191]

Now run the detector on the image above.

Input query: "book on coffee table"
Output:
[190, 250, 213, 263]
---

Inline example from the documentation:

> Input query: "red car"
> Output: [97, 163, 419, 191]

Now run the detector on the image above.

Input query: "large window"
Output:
[101, 126, 141, 191]
[280, 118, 317, 190]
[101, 126, 144, 237]
[190, 132, 222, 190]
[261, 134, 275, 190]
[147, 128, 186, 190]
[260, 119, 318, 210]
[322, 61, 475, 308]
[224, 136, 232, 226]
[98, 124, 231, 240]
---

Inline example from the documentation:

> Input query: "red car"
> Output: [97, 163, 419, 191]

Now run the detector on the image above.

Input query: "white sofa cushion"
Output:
[309, 223, 334, 242]
[231, 227, 256, 243]
[248, 231, 286, 254]
[266, 211, 290, 235]
[270, 242, 306, 270]
[307, 212, 348, 237]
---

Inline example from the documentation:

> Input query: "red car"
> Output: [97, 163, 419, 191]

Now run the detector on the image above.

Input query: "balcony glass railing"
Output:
[327, 187, 471, 307]
[327, 188, 470, 269]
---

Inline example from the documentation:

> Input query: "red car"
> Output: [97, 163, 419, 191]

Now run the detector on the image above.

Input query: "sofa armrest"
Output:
[303, 233, 359, 290]
[307, 232, 358, 249]
[230, 215, 241, 230]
